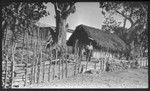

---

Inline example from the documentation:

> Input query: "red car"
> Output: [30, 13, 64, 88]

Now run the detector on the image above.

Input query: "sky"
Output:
[38, 2, 131, 40]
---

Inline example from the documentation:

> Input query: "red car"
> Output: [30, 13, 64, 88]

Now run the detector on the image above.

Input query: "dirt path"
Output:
[22, 68, 148, 88]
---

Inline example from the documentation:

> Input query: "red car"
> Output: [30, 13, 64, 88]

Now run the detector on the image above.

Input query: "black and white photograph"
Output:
[1, 1, 148, 89]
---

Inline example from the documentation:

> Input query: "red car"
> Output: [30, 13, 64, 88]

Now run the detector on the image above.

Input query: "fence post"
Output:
[58, 58, 61, 80]
[100, 58, 103, 71]
[11, 43, 16, 88]
[65, 58, 68, 78]
[103, 58, 105, 71]
[4, 52, 8, 88]
[48, 59, 51, 82]
[74, 57, 76, 76]
[24, 63, 27, 86]
[48, 49, 52, 82]
[31, 61, 34, 84]
[61, 57, 64, 79]
[94, 61, 96, 69]
[36, 57, 40, 84]
[42, 59, 45, 83]
[52, 63, 55, 80]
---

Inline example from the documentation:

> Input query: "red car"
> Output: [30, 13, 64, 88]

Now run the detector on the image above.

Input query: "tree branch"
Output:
[115, 10, 133, 26]
[126, 18, 141, 40]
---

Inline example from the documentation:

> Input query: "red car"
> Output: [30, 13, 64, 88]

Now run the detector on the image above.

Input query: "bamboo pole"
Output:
[42, 56, 45, 83]
[29, 26, 33, 85]
[61, 54, 64, 79]
[41, 39, 45, 83]
[4, 56, 8, 88]
[33, 42, 36, 83]
[102, 58, 104, 71]
[21, 28, 25, 64]
[31, 61, 34, 84]
[86, 50, 92, 71]
[55, 48, 58, 79]
[27, 29, 31, 85]
[34, 29, 38, 83]
[99, 58, 101, 72]
[74, 39, 78, 75]
[52, 48, 56, 80]
[24, 63, 27, 86]
[94, 61, 96, 69]
[30, 29, 34, 85]
[52, 65, 55, 80]
[48, 48, 52, 82]
[24, 31, 28, 86]
[2, 27, 8, 50]
[58, 50, 61, 79]
[3, 28, 8, 88]
[11, 43, 16, 88]
[36, 28, 40, 84]
[74, 57, 76, 76]
[65, 53, 68, 78]
[52, 56, 55, 80]
[4, 49, 9, 88]
[85, 51, 88, 71]
[77, 46, 81, 74]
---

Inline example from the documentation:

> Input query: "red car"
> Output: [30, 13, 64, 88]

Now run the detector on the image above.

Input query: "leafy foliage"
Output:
[100, 2, 148, 58]
[2, 2, 49, 45]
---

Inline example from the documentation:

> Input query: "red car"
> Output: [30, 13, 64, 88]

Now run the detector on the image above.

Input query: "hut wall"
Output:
[92, 50, 113, 59]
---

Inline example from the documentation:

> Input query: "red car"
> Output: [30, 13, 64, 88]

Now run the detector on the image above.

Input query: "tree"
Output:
[49, 2, 76, 52]
[99, 2, 148, 59]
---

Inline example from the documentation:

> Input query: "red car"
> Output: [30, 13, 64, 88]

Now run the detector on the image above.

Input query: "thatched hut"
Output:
[67, 24, 127, 60]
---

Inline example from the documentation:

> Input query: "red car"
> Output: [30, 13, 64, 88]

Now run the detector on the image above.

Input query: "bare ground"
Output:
[22, 68, 148, 88]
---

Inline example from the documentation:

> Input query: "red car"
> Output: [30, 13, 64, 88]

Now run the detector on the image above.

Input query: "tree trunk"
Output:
[56, 18, 67, 54]
[54, 3, 67, 49]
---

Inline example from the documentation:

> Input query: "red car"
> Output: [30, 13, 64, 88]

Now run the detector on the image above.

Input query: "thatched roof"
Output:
[67, 24, 127, 52]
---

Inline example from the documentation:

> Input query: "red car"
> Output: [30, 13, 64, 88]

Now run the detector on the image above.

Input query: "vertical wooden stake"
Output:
[48, 49, 52, 82]
[31, 62, 34, 84]
[24, 63, 27, 86]
[85, 54, 89, 71]
[48, 59, 51, 82]
[36, 28, 40, 84]
[74, 57, 77, 76]
[61, 57, 64, 79]
[11, 43, 16, 88]
[52, 63, 55, 80]
[4, 52, 8, 88]
[65, 56, 68, 78]
[58, 58, 60, 79]
[42, 60, 45, 83]
[94, 62, 96, 69]
[99, 58, 101, 72]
